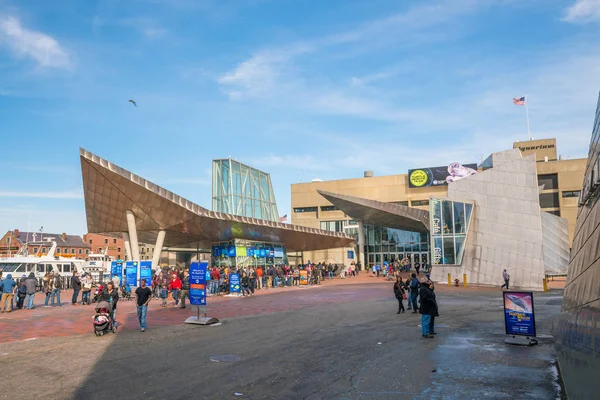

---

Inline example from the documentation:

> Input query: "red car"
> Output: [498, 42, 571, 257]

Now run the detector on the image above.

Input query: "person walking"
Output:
[409, 273, 420, 313]
[210, 267, 221, 296]
[241, 271, 251, 296]
[419, 277, 439, 338]
[393, 276, 406, 314]
[81, 273, 93, 305]
[51, 272, 62, 306]
[501, 269, 510, 290]
[256, 266, 264, 290]
[24, 272, 37, 310]
[0, 273, 17, 313]
[71, 271, 81, 305]
[249, 267, 257, 294]
[101, 282, 120, 324]
[179, 270, 190, 309]
[16, 275, 26, 309]
[135, 279, 152, 332]
[168, 273, 182, 307]
[43, 272, 52, 307]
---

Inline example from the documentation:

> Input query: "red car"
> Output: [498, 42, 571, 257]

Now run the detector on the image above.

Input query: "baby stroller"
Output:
[93, 301, 117, 337]
[91, 284, 104, 304]
[121, 285, 132, 300]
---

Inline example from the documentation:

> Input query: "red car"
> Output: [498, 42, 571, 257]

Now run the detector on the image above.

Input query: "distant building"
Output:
[83, 233, 125, 260]
[212, 158, 280, 222]
[0, 229, 91, 260]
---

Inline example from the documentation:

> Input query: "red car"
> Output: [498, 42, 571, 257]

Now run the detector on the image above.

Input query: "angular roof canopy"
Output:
[318, 190, 430, 233]
[80, 149, 353, 251]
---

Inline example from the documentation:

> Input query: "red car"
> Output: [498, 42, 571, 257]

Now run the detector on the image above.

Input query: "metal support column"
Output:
[122, 232, 132, 260]
[152, 230, 166, 268]
[358, 221, 365, 270]
[126, 210, 140, 261]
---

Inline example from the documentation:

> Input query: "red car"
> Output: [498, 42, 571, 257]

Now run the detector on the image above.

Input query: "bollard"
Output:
[448, 273, 451, 286]
[463, 273, 467, 287]
[543, 278, 548, 292]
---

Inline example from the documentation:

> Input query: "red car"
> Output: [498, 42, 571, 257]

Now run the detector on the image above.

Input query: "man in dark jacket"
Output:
[24, 272, 37, 310]
[179, 270, 190, 309]
[419, 277, 439, 338]
[409, 273, 420, 313]
[71, 271, 81, 305]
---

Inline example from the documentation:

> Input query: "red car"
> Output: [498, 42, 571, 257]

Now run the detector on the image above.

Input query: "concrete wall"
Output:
[432, 150, 547, 290]
[540, 211, 570, 275]
[555, 95, 600, 400]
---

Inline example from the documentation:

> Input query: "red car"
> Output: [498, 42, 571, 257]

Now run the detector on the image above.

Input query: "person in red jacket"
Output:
[168, 273, 182, 307]
[210, 267, 221, 295]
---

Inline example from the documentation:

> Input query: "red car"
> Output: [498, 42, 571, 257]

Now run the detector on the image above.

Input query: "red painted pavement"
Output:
[0, 275, 393, 343]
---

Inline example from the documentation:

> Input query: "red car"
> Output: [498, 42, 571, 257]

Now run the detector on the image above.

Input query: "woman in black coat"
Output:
[393, 276, 406, 314]
[419, 278, 439, 338]
[101, 282, 120, 324]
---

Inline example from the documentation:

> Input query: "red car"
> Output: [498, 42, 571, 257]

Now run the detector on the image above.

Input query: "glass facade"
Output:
[430, 198, 474, 265]
[364, 225, 429, 267]
[212, 159, 280, 222]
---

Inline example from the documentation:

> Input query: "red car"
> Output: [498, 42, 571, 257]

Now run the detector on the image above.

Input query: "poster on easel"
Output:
[299, 270, 308, 285]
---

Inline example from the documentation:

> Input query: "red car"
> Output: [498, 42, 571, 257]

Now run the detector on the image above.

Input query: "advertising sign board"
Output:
[190, 261, 208, 306]
[140, 261, 152, 286]
[229, 273, 241, 293]
[347, 250, 354, 259]
[299, 270, 309, 285]
[125, 261, 138, 287]
[503, 291, 536, 337]
[408, 163, 478, 188]
[110, 261, 123, 283]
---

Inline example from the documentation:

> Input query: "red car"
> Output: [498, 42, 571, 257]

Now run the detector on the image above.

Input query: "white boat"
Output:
[83, 248, 115, 281]
[0, 241, 85, 280]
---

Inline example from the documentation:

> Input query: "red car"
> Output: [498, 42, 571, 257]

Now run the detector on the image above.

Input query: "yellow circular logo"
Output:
[410, 170, 428, 187]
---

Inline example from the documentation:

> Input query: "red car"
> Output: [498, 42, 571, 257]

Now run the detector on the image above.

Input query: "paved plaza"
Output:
[1, 276, 564, 400]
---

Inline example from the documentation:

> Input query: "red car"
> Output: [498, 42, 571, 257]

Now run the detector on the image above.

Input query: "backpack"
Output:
[410, 278, 419, 289]
[55, 277, 63, 290]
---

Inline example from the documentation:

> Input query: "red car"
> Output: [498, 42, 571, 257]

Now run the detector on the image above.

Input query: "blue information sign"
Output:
[110, 261, 123, 283]
[259, 248, 266, 258]
[229, 273, 240, 293]
[347, 250, 355, 259]
[190, 261, 208, 306]
[140, 261, 152, 287]
[228, 246, 236, 257]
[212, 246, 220, 257]
[503, 291, 536, 337]
[247, 247, 254, 257]
[125, 261, 138, 287]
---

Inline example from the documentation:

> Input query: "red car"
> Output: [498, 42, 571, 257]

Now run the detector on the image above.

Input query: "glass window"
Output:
[433, 237, 442, 264]
[113, 239, 117, 244]
[412, 200, 430, 207]
[431, 199, 442, 235]
[453, 202, 466, 234]
[442, 201, 454, 234]
[16, 263, 26, 272]
[37, 264, 45, 273]
[85, 249, 89, 254]
[64, 263, 71, 273]
[374, 227, 381, 245]
[320, 205, 339, 211]
[89, 239, 92, 244]
[41, 247, 46, 253]
[545, 210, 561, 216]
[78, 249, 82, 254]
[56, 248, 61, 254]
[104, 239, 108, 244]
[117, 247, 121, 252]
[293, 207, 318, 213]
[455, 236, 466, 264]
[443, 237, 455, 264]
[33, 247, 38, 253]
[539, 192, 560, 208]
[538, 174, 558, 190]
[71, 248, 75, 254]
[562, 190, 581, 198]
[465, 203, 473, 229]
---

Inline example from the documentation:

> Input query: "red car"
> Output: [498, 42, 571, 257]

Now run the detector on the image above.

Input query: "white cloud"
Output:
[0, 191, 83, 199]
[564, 0, 600, 22]
[0, 16, 70, 68]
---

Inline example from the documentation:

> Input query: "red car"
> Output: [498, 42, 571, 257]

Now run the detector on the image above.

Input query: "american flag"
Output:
[279, 214, 288, 223]
[513, 96, 525, 106]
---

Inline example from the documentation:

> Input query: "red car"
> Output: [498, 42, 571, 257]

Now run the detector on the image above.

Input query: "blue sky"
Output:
[1, 0, 600, 236]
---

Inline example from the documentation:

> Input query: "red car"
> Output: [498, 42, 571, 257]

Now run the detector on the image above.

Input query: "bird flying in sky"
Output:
[128, 99, 137, 107]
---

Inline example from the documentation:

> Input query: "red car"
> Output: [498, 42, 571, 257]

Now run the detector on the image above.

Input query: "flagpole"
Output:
[525, 94, 531, 141]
